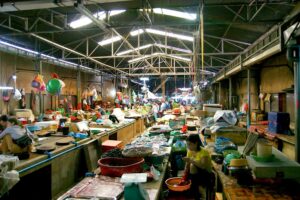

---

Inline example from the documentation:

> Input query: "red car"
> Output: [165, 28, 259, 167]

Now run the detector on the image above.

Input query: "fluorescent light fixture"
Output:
[110, 88, 116, 96]
[130, 28, 194, 42]
[153, 8, 196, 20]
[166, 32, 194, 42]
[154, 43, 192, 53]
[140, 77, 149, 81]
[128, 52, 191, 63]
[109, 10, 126, 16]
[130, 29, 144, 36]
[70, 16, 93, 29]
[0, 40, 39, 55]
[117, 43, 191, 56]
[146, 28, 194, 42]
[70, 10, 125, 29]
[128, 54, 152, 63]
[0, 40, 101, 74]
[117, 44, 153, 56]
[169, 55, 191, 62]
[0, 86, 14, 90]
[98, 36, 122, 46]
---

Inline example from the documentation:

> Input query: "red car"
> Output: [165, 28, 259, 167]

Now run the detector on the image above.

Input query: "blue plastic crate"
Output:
[268, 112, 290, 134]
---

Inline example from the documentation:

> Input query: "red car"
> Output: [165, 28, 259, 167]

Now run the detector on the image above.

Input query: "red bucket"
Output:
[98, 157, 144, 177]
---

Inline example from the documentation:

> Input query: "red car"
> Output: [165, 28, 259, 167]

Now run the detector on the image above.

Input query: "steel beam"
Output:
[75, 3, 160, 73]
[129, 72, 196, 76]
[224, 5, 246, 21]
[205, 34, 251, 46]
[65, 52, 240, 59]
[0, 0, 132, 12]
[31, 33, 127, 74]
[250, 3, 266, 22]
[216, 5, 245, 51]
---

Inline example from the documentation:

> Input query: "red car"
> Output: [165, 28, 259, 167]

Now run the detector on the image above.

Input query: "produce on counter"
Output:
[101, 149, 124, 159]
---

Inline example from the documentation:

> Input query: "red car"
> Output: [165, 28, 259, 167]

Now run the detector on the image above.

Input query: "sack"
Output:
[13, 135, 32, 148]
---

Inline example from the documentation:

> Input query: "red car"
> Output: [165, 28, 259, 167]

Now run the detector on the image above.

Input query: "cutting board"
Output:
[56, 137, 75, 145]
[35, 144, 56, 154]
[121, 173, 148, 183]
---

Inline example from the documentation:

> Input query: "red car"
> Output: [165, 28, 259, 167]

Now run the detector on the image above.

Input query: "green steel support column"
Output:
[39, 60, 43, 114]
[247, 69, 251, 128]
[294, 46, 300, 162]
[77, 66, 81, 108]
[229, 78, 232, 109]
[218, 82, 221, 104]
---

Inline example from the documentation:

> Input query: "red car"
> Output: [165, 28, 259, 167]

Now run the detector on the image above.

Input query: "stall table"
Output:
[248, 125, 296, 160]
[213, 161, 300, 200]
[3, 120, 137, 200]
[57, 149, 171, 200]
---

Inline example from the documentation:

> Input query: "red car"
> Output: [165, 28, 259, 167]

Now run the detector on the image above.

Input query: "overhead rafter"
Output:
[75, 2, 161, 74]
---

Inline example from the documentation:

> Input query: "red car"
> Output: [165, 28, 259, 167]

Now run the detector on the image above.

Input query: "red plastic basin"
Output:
[98, 157, 144, 177]
[165, 177, 191, 192]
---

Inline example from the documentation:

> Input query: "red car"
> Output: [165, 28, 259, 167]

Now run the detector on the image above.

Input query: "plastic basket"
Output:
[169, 118, 186, 130]
[98, 157, 144, 177]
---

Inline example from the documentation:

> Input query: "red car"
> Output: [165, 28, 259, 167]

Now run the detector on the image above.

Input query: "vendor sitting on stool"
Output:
[57, 103, 66, 115]
[0, 116, 32, 158]
[183, 134, 212, 200]
[95, 105, 106, 116]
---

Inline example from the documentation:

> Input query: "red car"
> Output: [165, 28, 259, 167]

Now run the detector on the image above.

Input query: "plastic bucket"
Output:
[257, 140, 272, 158]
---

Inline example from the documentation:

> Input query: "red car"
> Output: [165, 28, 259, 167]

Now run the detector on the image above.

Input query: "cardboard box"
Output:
[101, 140, 123, 152]
[203, 104, 222, 112]
[190, 110, 207, 117]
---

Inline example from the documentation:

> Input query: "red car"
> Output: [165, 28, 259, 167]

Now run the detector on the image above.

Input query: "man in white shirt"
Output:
[0, 117, 32, 156]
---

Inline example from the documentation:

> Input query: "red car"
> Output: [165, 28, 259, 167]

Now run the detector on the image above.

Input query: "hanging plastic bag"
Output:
[13, 89, 22, 101]
[2, 90, 10, 102]
[91, 88, 98, 101]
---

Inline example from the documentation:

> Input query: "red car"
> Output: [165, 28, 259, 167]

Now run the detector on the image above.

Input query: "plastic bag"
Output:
[0, 170, 20, 197]
[13, 89, 22, 101]
[150, 165, 160, 181]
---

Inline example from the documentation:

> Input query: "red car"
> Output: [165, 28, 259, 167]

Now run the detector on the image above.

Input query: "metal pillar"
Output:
[218, 82, 221, 104]
[161, 76, 166, 98]
[77, 66, 81, 109]
[39, 60, 43, 114]
[229, 77, 232, 109]
[294, 47, 300, 162]
[247, 69, 251, 128]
